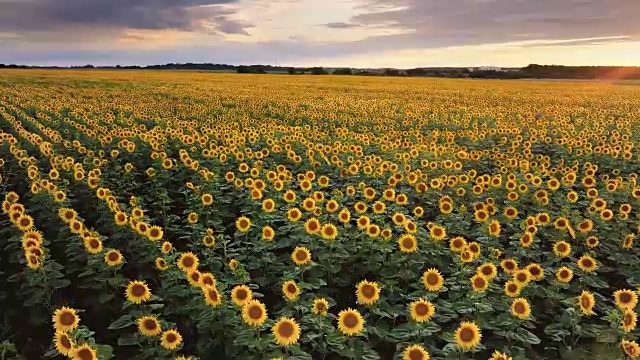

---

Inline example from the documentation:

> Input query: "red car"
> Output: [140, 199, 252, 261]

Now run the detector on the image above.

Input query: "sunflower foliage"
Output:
[1, 70, 640, 360]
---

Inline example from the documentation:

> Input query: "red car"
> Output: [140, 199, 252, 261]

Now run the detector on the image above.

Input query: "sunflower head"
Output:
[403, 344, 430, 360]
[242, 299, 268, 327]
[312, 298, 329, 315]
[337, 308, 364, 336]
[356, 280, 380, 305]
[454, 321, 482, 351]
[282, 280, 300, 301]
[52, 306, 80, 333]
[272, 317, 301, 347]
[160, 329, 183, 350]
[231, 285, 253, 306]
[54, 331, 74, 356]
[422, 268, 444, 292]
[409, 299, 435, 323]
[137, 316, 162, 337]
[125, 280, 152, 304]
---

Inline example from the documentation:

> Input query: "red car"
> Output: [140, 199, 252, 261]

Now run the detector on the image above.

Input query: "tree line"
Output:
[2, 63, 640, 80]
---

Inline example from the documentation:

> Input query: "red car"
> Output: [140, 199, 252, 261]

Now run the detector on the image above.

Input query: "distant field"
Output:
[2, 69, 640, 360]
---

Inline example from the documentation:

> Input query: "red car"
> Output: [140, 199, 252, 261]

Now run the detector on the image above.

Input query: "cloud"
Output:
[322, 22, 361, 29]
[345, 0, 640, 47]
[0, 0, 251, 36]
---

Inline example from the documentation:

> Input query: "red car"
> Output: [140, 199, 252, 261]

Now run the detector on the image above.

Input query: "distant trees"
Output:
[309, 67, 328, 75]
[332, 68, 353, 75]
[236, 65, 266, 74]
[3, 62, 640, 80]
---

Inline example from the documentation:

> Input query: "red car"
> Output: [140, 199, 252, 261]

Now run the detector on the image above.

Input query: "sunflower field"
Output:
[1, 70, 640, 360]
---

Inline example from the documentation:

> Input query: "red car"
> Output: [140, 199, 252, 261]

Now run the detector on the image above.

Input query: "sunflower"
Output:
[320, 223, 338, 240]
[52, 306, 80, 333]
[454, 321, 482, 351]
[439, 201, 453, 215]
[70, 344, 97, 360]
[422, 268, 444, 292]
[304, 217, 321, 235]
[260, 225, 275, 241]
[500, 259, 519, 275]
[22, 231, 42, 250]
[147, 226, 163, 242]
[500, 206, 517, 220]
[337, 308, 364, 336]
[231, 285, 253, 306]
[201, 193, 214, 206]
[470, 274, 489, 292]
[114, 211, 128, 226]
[177, 252, 199, 272]
[125, 280, 152, 304]
[487, 220, 501, 237]
[510, 298, 531, 319]
[313, 298, 329, 315]
[622, 309, 638, 332]
[283, 190, 297, 203]
[553, 241, 571, 257]
[578, 290, 596, 316]
[577, 255, 598, 273]
[54, 331, 74, 356]
[135, 221, 149, 236]
[59, 208, 78, 223]
[474, 209, 489, 222]
[272, 317, 300, 346]
[282, 280, 300, 301]
[354, 201, 367, 214]
[356, 216, 370, 230]
[325, 200, 339, 213]
[623, 234, 635, 249]
[287, 207, 302, 222]
[504, 281, 522, 298]
[338, 208, 351, 224]
[137, 316, 162, 336]
[292, 246, 311, 266]
[242, 299, 268, 326]
[622, 339, 640, 358]
[450, 237, 467, 253]
[555, 266, 573, 283]
[83, 237, 103, 254]
[160, 329, 183, 350]
[398, 234, 418, 253]
[429, 225, 446, 241]
[614, 289, 639, 310]
[409, 298, 435, 323]
[262, 198, 276, 213]
[131, 207, 144, 219]
[477, 263, 497, 280]
[203, 286, 223, 307]
[229, 259, 239, 271]
[16, 214, 34, 231]
[155, 258, 169, 270]
[522, 264, 542, 282]
[159, 241, 172, 254]
[356, 280, 380, 305]
[236, 216, 251, 232]
[104, 249, 124, 267]
[513, 269, 531, 286]
[467, 242, 481, 258]
[403, 344, 430, 360]
[585, 236, 599, 248]
[199, 272, 216, 288]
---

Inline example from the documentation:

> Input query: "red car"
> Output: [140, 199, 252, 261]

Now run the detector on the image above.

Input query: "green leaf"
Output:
[117, 333, 139, 346]
[108, 314, 133, 330]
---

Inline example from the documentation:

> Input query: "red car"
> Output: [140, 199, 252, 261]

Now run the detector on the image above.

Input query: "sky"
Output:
[1, 0, 639, 67]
